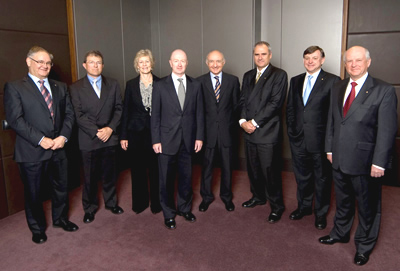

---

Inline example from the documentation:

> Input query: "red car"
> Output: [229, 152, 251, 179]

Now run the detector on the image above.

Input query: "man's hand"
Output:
[327, 153, 332, 164]
[120, 140, 128, 151]
[241, 121, 256, 134]
[371, 166, 384, 178]
[51, 136, 66, 150]
[153, 143, 162, 154]
[40, 137, 55, 150]
[97, 127, 113, 142]
[194, 140, 203, 153]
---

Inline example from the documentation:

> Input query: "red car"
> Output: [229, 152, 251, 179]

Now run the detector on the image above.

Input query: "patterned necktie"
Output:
[39, 80, 54, 122]
[343, 82, 357, 117]
[255, 71, 262, 84]
[92, 79, 101, 98]
[214, 76, 220, 103]
[177, 78, 185, 109]
[303, 75, 313, 105]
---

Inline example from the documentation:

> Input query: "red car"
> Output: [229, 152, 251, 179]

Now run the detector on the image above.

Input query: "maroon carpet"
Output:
[0, 166, 399, 271]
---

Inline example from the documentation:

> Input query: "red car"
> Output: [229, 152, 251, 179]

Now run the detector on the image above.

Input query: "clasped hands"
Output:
[96, 127, 113, 142]
[40, 136, 66, 150]
[241, 120, 256, 134]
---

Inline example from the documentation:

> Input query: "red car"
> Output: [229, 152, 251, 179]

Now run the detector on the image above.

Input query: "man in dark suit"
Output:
[69, 50, 124, 224]
[151, 49, 204, 230]
[197, 50, 240, 212]
[240, 41, 287, 223]
[4, 46, 78, 244]
[286, 46, 340, 230]
[319, 46, 397, 266]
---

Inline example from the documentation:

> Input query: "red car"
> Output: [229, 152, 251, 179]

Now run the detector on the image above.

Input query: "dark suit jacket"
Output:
[286, 69, 340, 153]
[4, 76, 74, 163]
[197, 72, 240, 148]
[240, 65, 288, 144]
[151, 74, 204, 155]
[69, 75, 123, 151]
[325, 75, 397, 175]
[120, 74, 160, 142]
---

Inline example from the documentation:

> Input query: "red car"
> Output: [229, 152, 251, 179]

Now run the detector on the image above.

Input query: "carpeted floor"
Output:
[0, 166, 399, 271]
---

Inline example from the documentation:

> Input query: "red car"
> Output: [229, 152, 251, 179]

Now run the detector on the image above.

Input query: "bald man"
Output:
[151, 49, 204, 229]
[196, 50, 240, 212]
[319, 46, 397, 266]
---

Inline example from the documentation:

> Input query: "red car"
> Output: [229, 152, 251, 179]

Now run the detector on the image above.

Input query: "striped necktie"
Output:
[214, 76, 220, 103]
[39, 80, 54, 122]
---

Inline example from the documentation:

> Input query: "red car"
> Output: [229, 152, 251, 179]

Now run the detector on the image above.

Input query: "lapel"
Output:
[305, 69, 326, 105]
[248, 65, 273, 103]
[205, 74, 216, 100]
[184, 76, 195, 112]
[295, 73, 307, 105]
[132, 76, 147, 112]
[219, 72, 228, 102]
[48, 79, 59, 119]
[97, 75, 111, 115]
[343, 75, 374, 120]
[165, 75, 182, 111]
[337, 78, 349, 118]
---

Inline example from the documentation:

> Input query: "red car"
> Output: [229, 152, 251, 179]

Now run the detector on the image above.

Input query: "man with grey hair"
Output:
[197, 50, 240, 212]
[239, 41, 287, 223]
[319, 46, 397, 266]
[4, 46, 78, 244]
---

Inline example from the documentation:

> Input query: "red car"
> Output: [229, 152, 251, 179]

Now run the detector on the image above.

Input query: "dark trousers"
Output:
[330, 168, 381, 256]
[200, 141, 233, 204]
[158, 142, 192, 219]
[245, 141, 285, 214]
[18, 153, 69, 234]
[290, 142, 332, 216]
[128, 129, 160, 213]
[81, 146, 118, 213]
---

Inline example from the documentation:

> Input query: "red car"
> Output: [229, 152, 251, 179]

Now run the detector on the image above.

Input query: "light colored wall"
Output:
[261, 0, 344, 159]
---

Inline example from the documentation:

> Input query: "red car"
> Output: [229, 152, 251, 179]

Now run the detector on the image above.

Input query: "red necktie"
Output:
[39, 80, 54, 122]
[343, 82, 357, 117]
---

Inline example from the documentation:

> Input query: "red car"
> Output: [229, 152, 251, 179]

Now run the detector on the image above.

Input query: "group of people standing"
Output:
[4, 42, 396, 267]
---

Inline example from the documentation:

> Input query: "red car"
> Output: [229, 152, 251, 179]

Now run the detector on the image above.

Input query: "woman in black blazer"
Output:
[120, 49, 161, 214]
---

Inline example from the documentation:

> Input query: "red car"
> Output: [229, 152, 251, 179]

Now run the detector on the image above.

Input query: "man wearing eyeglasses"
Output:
[4, 46, 78, 244]
[69, 50, 124, 224]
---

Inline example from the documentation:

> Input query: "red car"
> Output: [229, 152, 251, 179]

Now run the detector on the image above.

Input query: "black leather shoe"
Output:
[315, 215, 327, 230]
[354, 253, 369, 266]
[106, 205, 124, 214]
[32, 233, 47, 244]
[164, 218, 176, 230]
[319, 235, 349, 245]
[83, 212, 95, 224]
[199, 201, 211, 212]
[242, 198, 266, 208]
[289, 208, 312, 220]
[224, 201, 235, 212]
[267, 212, 282, 223]
[177, 211, 196, 222]
[53, 220, 79, 232]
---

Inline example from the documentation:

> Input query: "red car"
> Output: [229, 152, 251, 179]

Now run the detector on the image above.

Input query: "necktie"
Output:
[177, 78, 185, 109]
[303, 75, 313, 105]
[92, 79, 101, 98]
[39, 80, 54, 122]
[343, 82, 357, 117]
[214, 76, 220, 103]
[255, 71, 262, 84]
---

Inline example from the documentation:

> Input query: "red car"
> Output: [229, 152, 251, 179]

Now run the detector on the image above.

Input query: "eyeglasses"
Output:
[29, 57, 53, 67]
[86, 61, 103, 66]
